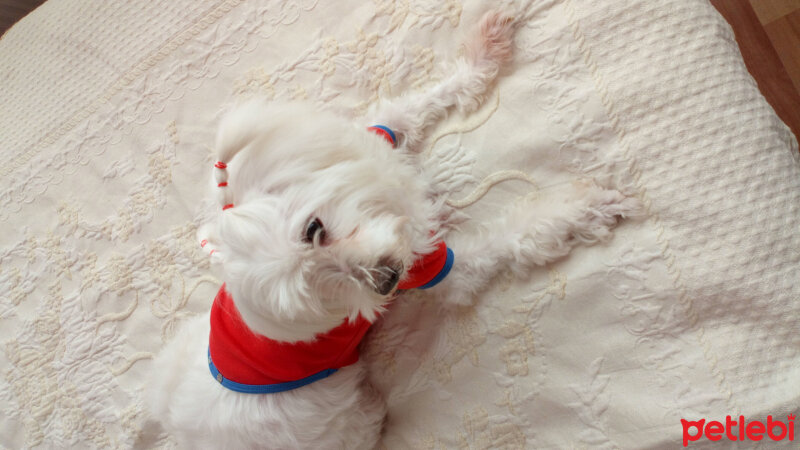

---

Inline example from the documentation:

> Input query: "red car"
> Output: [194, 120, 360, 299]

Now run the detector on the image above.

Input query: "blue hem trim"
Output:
[369, 125, 397, 147]
[418, 247, 454, 290]
[208, 349, 338, 394]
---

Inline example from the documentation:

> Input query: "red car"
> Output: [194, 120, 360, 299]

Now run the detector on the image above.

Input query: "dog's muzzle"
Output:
[374, 259, 403, 296]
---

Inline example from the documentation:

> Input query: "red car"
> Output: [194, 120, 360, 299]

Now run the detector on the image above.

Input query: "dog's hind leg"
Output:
[370, 11, 517, 151]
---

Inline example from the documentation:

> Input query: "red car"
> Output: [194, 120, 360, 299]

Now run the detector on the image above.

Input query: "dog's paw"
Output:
[570, 181, 643, 244]
[467, 10, 516, 66]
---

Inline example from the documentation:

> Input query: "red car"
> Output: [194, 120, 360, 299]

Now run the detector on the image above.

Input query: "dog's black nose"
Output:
[374, 259, 403, 296]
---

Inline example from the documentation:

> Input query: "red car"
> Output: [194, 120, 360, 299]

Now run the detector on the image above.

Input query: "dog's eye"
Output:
[303, 217, 326, 245]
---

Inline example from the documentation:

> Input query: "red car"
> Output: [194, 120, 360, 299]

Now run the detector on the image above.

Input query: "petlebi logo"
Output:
[681, 414, 796, 447]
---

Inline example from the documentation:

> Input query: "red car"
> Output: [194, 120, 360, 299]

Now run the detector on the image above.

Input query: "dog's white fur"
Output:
[146, 12, 640, 449]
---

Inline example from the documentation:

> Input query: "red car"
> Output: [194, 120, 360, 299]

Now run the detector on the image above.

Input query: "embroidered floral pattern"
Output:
[4, 0, 797, 448]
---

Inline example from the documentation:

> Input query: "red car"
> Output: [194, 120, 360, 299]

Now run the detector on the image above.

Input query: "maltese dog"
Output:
[146, 11, 640, 449]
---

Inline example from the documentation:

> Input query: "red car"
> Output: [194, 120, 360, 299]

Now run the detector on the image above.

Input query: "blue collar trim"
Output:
[417, 246, 454, 290]
[208, 348, 338, 394]
[207, 246, 451, 393]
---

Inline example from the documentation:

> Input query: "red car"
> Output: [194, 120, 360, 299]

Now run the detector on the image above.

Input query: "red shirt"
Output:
[208, 241, 453, 393]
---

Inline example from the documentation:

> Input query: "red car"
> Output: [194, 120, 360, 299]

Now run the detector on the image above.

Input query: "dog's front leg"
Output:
[370, 11, 516, 152]
[431, 181, 642, 305]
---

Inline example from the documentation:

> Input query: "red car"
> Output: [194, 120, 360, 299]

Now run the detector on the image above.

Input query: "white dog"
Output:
[146, 11, 640, 449]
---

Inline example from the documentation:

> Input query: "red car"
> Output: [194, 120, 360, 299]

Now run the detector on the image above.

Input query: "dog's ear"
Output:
[197, 222, 225, 264]
[213, 100, 285, 212]
[216, 100, 274, 164]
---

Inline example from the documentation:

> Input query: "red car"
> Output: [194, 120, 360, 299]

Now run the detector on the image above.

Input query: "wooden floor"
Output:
[710, 0, 800, 143]
[0, 0, 44, 36]
[751, 0, 800, 95]
[1, 0, 799, 142]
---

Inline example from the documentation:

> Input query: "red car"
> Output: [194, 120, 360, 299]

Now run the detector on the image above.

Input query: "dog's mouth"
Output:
[373, 259, 403, 296]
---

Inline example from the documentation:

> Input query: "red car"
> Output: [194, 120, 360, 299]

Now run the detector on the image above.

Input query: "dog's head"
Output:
[202, 101, 438, 342]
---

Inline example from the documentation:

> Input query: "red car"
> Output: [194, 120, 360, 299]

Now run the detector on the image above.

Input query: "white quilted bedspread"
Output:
[1, 0, 799, 448]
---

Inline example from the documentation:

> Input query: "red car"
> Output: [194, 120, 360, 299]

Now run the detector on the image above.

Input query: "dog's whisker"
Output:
[357, 266, 378, 288]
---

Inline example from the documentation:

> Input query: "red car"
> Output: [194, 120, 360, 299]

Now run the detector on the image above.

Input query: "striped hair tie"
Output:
[367, 125, 397, 148]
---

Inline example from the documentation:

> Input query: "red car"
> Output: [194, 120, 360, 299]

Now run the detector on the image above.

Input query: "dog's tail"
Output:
[371, 10, 517, 151]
